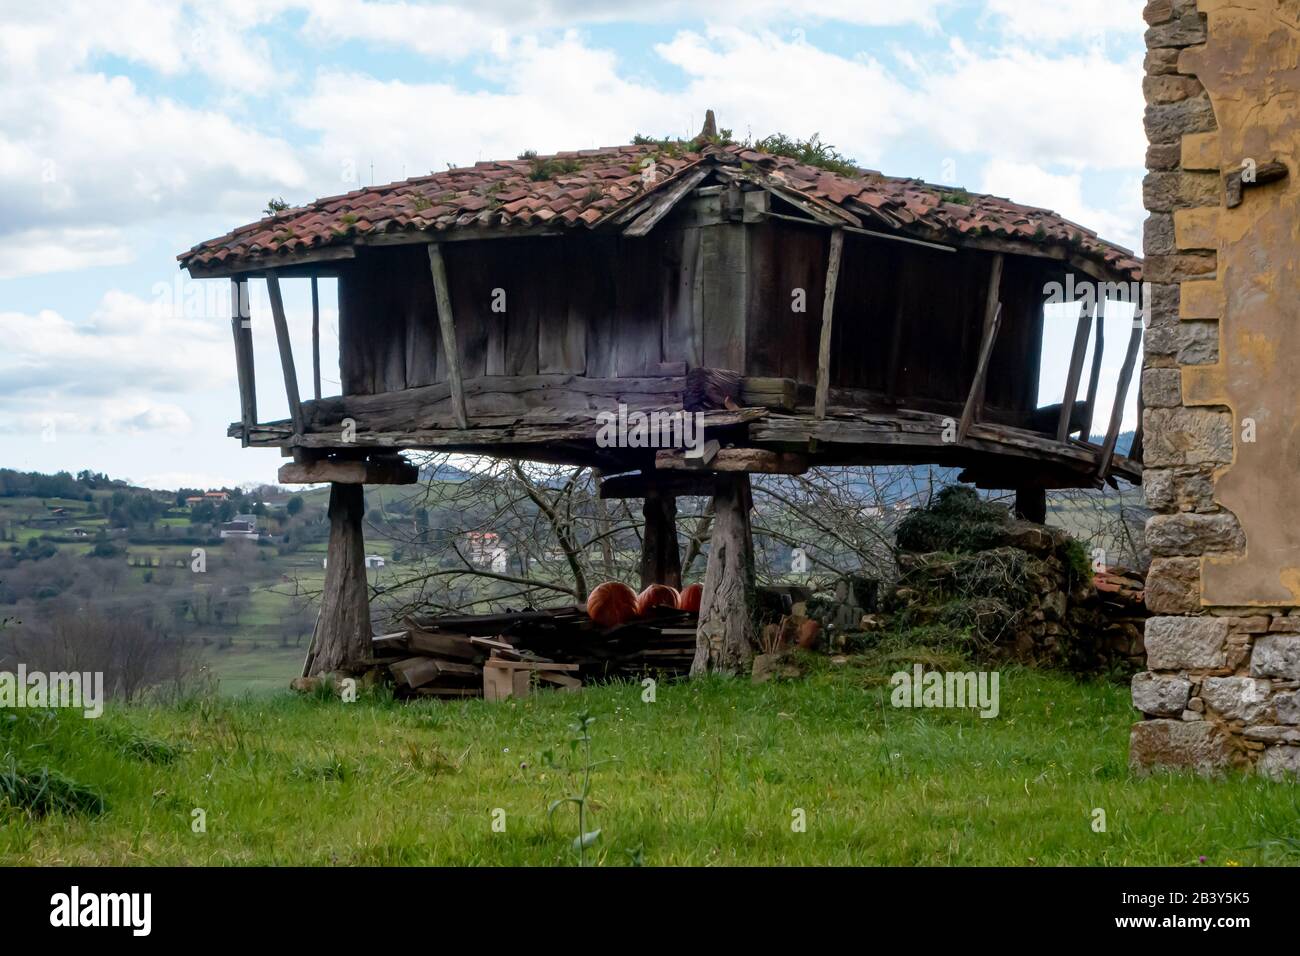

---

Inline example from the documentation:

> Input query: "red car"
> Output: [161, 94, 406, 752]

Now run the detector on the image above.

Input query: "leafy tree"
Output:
[286, 495, 304, 517]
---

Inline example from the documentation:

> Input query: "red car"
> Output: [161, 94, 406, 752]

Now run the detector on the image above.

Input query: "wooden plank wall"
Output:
[334, 217, 1047, 423]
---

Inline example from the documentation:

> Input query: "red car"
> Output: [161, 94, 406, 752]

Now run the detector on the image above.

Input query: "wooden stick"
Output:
[973, 253, 1004, 414]
[958, 302, 1002, 442]
[1081, 300, 1105, 438]
[1057, 299, 1095, 442]
[311, 276, 322, 401]
[814, 228, 845, 420]
[1131, 385, 1145, 465]
[230, 278, 257, 446]
[623, 167, 710, 237]
[265, 271, 304, 437]
[427, 243, 469, 429]
[1097, 319, 1144, 477]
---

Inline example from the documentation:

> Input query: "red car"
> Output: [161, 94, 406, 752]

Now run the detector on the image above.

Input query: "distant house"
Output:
[185, 496, 205, 507]
[323, 555, 387, 570]
[204, 491, 230, 502]
[465, 532, 506, 571]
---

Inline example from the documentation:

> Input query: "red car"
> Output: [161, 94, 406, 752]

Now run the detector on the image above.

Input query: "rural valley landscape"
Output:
[1, 0, 1297, 932]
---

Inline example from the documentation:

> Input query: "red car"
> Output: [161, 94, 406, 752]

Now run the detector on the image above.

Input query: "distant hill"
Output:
[1088, 430, 1135, 457]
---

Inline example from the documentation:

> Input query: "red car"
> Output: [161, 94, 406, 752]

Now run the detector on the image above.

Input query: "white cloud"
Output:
[0, 72, 308, 236]
[0, 1, 287, 92]
[978, 158, 1142, 252]
[655, 29, 915, 165]
[298, 0, 952, 59]
[983, 0, 1145, 45]
[906, 40, 1146, 173]
[0, 290, 233, 437]
[0, 228, 134, 280]
[293, 28, 917, 177]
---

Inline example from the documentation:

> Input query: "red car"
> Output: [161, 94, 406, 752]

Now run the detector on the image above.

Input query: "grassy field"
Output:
[2, 657, 1297, 866]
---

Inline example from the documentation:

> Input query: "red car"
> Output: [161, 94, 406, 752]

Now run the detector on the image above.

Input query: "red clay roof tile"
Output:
[180, 142, 1140, 280]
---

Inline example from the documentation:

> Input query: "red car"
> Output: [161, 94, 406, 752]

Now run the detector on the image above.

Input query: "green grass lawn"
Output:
[2, 660, 1297, 866]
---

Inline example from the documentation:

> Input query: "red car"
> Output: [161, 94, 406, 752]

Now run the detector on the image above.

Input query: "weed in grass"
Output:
[544, 711, 618, 866]
[0, 754, 105, 817]
[100, 723, 183, 764]
[289, 753, 349, 782]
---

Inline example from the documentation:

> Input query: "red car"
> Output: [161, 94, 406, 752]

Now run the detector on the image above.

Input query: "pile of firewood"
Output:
[370, 606, 698, 700]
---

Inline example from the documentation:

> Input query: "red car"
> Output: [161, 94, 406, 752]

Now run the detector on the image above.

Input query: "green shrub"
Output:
[895, 486, 1009, 554]
[0, 756, 105, 817]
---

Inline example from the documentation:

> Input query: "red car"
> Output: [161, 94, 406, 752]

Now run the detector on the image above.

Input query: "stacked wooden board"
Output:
[372, 606, 698, 699]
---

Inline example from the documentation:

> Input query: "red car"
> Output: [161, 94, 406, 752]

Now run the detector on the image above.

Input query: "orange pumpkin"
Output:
[636, 583, 680, 617]
[677, 583, 703, 614]
[586, 581, 638, 628]
[796, 618, 822, 650]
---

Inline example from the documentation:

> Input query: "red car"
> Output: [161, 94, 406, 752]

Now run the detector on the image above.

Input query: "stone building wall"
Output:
[1134, 0, 1300, 778]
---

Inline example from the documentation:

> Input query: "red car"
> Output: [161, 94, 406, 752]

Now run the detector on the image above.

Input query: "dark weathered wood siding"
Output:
[335, 217, 1048, 423]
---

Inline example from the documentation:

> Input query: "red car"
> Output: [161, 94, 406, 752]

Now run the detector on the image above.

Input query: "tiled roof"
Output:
[179, 143, 1141, 280]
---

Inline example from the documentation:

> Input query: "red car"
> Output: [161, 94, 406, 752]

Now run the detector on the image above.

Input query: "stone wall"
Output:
[1134, 0, 1300, 778]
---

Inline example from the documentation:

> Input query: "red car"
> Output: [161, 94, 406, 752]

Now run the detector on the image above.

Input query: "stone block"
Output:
[1132, 672, 1192, 716]
[1142, 168, 1220, 212]
[1145, 47, 1181, 76]
[1143, 73, 1204, 104]
[1146, 512, 1243, 556]
[1200, 676, 1272, 721]
[1145, 557, 1201, 613]
[1140, 408, 1233, 467]
[1143, 320, 1218, 364]
[1130, 719, 1233, 774]
[1144, 211, 1176, 252]
[1144, 615, 1228, 669]
[1257, 746, 1300, 780]
[1142, 367, 1182, 408]
[1145, 14, 1208, 49]
[1275, 690, 1300, 724]
[1251, 635, 1300, 680]
[1174, 207, 1219, 250]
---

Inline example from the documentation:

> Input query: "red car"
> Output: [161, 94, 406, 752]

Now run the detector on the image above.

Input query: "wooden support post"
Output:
[1057, 299, 1096, 442]
[972, 253, 1004, 413]
[1014, 487, 1048, 524]
[1131, 387, 1145, 466]
[229, 278, 256, 447]
[1081, 302, 1105, 438]
[427, 243, 469, 429]
[814, 228, 845, 419]
[301, 482, 371, 677]
[957, 303, 1002, 442]
[691, 474, 756, 677]
[311, 276, 322, 401]
[265, 270, 305, 438]
[640, 493, 682, 590]
[1097, 320, 1144, 477]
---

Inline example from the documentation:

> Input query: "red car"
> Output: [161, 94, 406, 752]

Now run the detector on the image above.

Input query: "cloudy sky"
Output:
[0, 0, 1147, 490]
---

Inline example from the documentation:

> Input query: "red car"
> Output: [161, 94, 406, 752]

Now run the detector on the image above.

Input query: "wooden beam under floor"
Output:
[278, 455, 419, 486]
